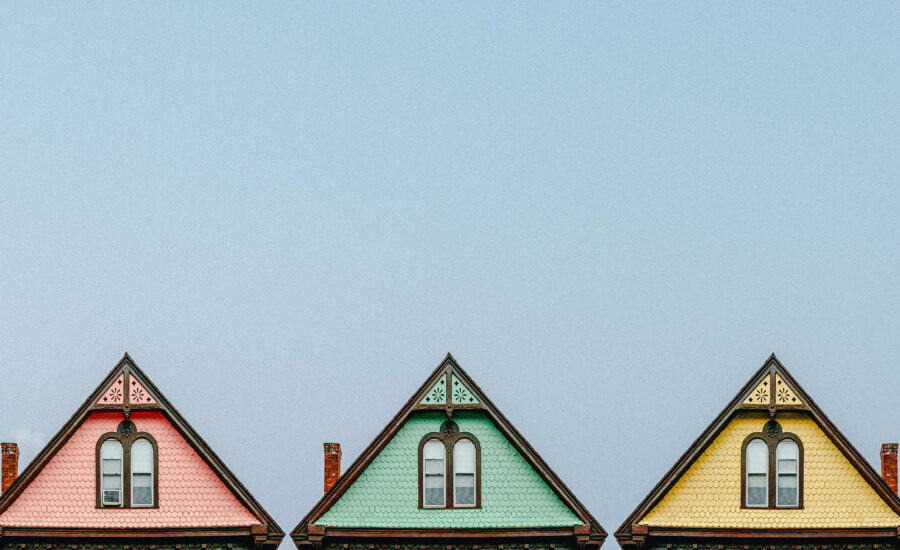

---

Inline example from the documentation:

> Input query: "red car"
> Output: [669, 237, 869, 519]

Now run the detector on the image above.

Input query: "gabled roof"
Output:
[0, 353, 283, 547]
[292, 353, 606, 548]
[615, 354, 900, 547]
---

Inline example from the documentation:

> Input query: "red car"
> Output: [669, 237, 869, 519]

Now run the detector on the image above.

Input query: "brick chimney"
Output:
[324, 443, 341, 494]
[2, 442, 19, 494]
[881, 443, 898, 494]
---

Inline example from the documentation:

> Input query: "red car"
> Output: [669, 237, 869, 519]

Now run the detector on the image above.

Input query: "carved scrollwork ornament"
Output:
[117, 419, 136, 439]
[763, 419, 782, 439]
[441, 419, 459, 439]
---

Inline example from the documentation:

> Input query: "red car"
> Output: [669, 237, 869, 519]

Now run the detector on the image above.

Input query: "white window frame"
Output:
[422, 439, 446, 508]
[453, 438, 477, 508]
[745, 438, 768, 508]
[776, 439, 799, 508]
[100, 439, 123, 507]
[131, 438, 154, 507]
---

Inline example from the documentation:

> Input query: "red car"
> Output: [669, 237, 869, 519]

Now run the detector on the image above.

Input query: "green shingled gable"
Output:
[316, 411, 582, 528]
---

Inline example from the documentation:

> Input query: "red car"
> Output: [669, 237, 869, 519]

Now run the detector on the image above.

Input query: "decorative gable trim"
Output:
[615, 354, 900, 549]
[0, 353, 283, 548]
[292, 353, 605, 549]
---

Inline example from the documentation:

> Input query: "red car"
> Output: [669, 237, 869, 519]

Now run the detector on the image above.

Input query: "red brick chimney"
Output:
[324, 443, 341, 494]
[2, 442, 19, 494]
[882, 443, 898, 494]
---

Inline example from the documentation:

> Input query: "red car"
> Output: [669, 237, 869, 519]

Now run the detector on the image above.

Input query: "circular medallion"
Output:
[763, 420, 782, 438]
[117, 419, 136, 438]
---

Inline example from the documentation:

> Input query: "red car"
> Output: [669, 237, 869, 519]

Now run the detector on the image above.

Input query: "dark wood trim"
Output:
[615, 353, 900, 544]
[292, 354, 605, 547]
[417, 431, 482, 509]
[739, 430, 804, 509]
[0, 353, 283, 542]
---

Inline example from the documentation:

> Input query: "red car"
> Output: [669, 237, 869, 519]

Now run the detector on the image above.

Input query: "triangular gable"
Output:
[615, 354, 900, 548]
[292, 354, 605, 547]
[0, 354, 283, 547]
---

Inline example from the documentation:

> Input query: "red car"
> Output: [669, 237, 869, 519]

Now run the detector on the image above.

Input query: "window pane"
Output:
[746, 439, 768, 473]
[132, 439, 153, 473]
[102, 458, 121, 475]
[747, 473, 767, 506]
[778, 458, 797, 474]
[132, 473, 153, 506]
[425, 458, 443, 475]
[102, 473, 122, 490]
[776, 440, 799, 461]
[424, 440, 444, 460]
[423, 439, 445, 507]
[101, 440, 123, 460]
[453, 440, 476, 473]
[455, 473, 475, 505]
[778, 474, 798, 506]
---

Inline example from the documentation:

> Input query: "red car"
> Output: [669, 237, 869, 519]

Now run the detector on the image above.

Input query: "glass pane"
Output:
[425, 458, 444, 475]
[423, 440, 444, 460]
[455, 472, 475, 505]
[778, 458, 797, 474]
[747, 473, 767, 506]
[455, 487, 475, 505]
[132, 439, 153, 473]
[454, 440, 476, 474]
[424, 487, 444, 506]
[132, 473, 153, 506]
[777, 440, 799, 461]
[100, 440, 123, 460]
[424, 474, 443, 489]
[102, 458, 121, 475]
[102, 473, 121, 491]
[746, 439, 768, 473]
[778, 474, 798, 506]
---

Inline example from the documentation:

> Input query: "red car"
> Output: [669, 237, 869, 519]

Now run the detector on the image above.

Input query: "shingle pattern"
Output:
[641, 412, 900, 528]
[0, 411, 260, 528]
[317, 411, 581, 528]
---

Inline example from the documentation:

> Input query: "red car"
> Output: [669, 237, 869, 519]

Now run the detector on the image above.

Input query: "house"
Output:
[615, 354, 900, 550]
[0, 354, 283, 550]
[291, 354, 605, 550]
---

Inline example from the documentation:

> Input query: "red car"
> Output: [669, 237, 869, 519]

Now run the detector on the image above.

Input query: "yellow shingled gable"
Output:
[641, 412, 900, 528]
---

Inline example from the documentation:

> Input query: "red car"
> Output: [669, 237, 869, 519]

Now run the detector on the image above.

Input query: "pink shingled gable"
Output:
[96, 374, 125, 405]
[0, 411, 261, 528]
[128, 376, 157, 405]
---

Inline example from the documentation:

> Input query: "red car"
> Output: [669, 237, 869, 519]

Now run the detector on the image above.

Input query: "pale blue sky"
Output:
[2, 2, 900, 544]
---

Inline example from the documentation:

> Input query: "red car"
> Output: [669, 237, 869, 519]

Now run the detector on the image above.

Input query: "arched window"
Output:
[100, 439, 123, 506]
[741, 423, 803, 509]
[777, 439, 800, 507]
[419, 421, 481, 509]
[131, 438, 155, 506]
[96, 421, 158, 508]
[453, 438, 476, 507]
[745, 438, 768, 507]
[422, 439, 445, 507]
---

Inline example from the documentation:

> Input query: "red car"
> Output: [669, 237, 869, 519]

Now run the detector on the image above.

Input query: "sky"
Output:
[1, 1, 900, 546]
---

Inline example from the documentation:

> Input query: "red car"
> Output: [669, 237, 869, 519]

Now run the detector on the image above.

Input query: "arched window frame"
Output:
[95, 430, 158, 508]
[418, 428, 481, 509]
[741, 431, 803, 509]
